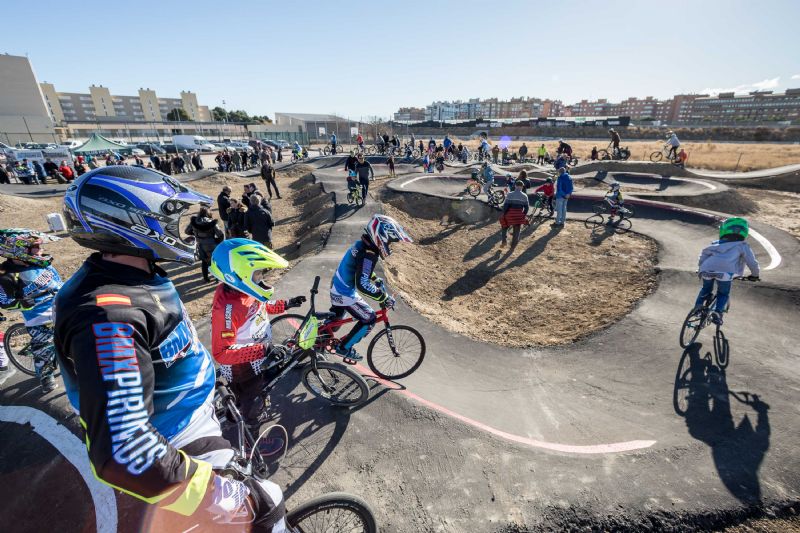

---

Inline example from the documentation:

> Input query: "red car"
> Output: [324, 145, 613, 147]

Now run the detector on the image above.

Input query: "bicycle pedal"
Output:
[342, 357, 358, 365]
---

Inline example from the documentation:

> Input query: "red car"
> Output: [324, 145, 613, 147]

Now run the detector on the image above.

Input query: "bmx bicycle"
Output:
[650, 145, 680, 164]
[346, 180, 365, 207]
[466, 174, 507, 208]
[583, 199, 635, 233]
[212, 379, 377, 532]
[0, 312, 37, 376]
[678, 275, 760, 367]
[528, 192, 554, 220]
[597, 144, 631, 161]
[270, 279, 425, 380]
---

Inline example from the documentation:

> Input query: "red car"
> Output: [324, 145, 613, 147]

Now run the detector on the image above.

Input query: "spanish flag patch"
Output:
[221, 331, 235, 338]
[96, 294, 132, 307]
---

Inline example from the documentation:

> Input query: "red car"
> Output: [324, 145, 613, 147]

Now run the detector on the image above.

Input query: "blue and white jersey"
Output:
[0, 261, 62, 326]
[331, 240, 386, 304]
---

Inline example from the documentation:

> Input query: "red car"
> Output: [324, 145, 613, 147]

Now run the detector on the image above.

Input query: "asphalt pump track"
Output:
[0, 155, 798, 532]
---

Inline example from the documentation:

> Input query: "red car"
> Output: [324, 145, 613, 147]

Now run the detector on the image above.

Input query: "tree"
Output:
[167, 107, 190, 121]
[211, 106, 228, 122]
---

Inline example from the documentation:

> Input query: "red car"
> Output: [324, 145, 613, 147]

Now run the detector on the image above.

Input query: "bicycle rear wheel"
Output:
[679, 309, 704, 348]
[597, 149, 610, 160]
[302, 360, 369, 406]
[367, 325, 425, 380]
[286, 492, 377, 533]
[490, 189, 506, 206]
[620, 205, 635, 219]
[650, 151, 664, 162]
[270, 313, 304, 346]
[4, 323, 36, 376]
[612, 218, 632, 233]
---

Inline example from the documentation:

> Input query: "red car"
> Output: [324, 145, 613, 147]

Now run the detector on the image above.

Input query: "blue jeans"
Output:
[695, 278, 732, 312]
[555, 197, 568, 224]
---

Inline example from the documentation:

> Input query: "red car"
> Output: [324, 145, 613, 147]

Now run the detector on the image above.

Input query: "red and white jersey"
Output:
[211, 284, 286, 381]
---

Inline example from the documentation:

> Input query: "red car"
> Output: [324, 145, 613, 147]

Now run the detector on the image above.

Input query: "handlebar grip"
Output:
[311, 275, 320, 294]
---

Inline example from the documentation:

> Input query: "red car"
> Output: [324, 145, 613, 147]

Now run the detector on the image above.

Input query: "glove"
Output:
[381, 295, 396, 310]
[285, 296, 306, 309]
[373, 276, 384, 287]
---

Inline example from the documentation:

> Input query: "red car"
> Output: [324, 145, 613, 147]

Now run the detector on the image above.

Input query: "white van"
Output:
[173, 135, 216, 152]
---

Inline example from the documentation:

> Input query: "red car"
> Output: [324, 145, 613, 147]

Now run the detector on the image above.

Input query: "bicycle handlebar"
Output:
[311, 275, 320, 294]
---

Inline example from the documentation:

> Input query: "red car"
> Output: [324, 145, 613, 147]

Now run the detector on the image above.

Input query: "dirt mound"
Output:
[657, 189, 758, 215]
[380, 192, 658, 347]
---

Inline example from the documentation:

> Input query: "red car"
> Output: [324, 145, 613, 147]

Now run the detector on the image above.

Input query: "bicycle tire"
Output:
[467, 182, 481, 197]
[679, 309, 704, 348]
[322, 147, 330, 156]
[367, 325, 425, 380]
[584, 213, 604, 229]
[270, 313, 305, 346]
[490, 189, 506, 206]
[568, 157, 579, 167]
[597, 149, 610, 160]
[4, 323, 36, 376]
[612, 218, 632, 234]
[649, 151, 664, 162]
[302, 360, 369, 406]
[714, 326, 730, 369]
[286, 492, 377, 533]
[619, 149, 631, 160]
[412, 149, 420, 158]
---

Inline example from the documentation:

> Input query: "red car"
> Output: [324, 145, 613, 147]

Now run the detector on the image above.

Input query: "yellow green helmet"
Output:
[210, 238, 288, 301]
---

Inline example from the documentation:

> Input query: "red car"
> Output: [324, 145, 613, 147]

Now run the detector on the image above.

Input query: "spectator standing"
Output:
[217, 186, 232, 235]
[259, 148, 269, 165]
[191, 151, 202, 171]
[232, 150, 242, 171]
[32, 160, 46, 183]
[354, 153, 374, 199]
[0, 165, 10, 184]
[241, 183, 256, 208]
[244, 194, 274, 248]
[174, 155, 185, 174]
[250, 150, 259, 168]
[276, 147, 282, 163]
[226, 198, 248, 238]
[553, 167, 573, 227]
[387, 154, 395, 177]
[591, 146, 599, 160]
[491, 144, 500, 164]
[537, 144, 546, 165]
[182, 151, 193, 171]
[185, 206, 224, 282]
[344, 151, 358, 173]
[518, 143, 529, 162]
[260, 161, 281, 199]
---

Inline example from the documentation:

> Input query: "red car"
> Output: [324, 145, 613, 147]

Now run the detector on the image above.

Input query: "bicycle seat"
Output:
[314, 312, 336, 320]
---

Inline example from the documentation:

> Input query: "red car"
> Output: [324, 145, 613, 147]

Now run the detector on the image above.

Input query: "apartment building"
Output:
[689, 90, 800, 125]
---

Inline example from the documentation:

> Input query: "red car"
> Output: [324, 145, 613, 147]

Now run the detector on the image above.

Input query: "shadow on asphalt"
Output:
[261, 364, 392, 500]
[672, 343, 771, 505]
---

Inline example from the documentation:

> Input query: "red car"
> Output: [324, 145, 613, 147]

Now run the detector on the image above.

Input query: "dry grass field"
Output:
[451, 138, 800, 171]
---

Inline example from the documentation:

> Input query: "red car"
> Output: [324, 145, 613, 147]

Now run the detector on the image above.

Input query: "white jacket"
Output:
[698, 239, 760, 279]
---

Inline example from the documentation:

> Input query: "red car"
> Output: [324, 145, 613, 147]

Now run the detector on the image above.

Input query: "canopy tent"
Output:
[72, 133, 129, 154]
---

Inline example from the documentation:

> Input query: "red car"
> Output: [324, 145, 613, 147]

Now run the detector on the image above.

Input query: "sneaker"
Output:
[710, 311, 723, 325]
[335, 346, 363, 361]
[500, 240, 506, 248]
[40, 376, 58, 394]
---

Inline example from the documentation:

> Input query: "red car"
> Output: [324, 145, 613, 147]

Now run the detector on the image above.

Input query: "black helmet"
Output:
[63, 166, 211, 264]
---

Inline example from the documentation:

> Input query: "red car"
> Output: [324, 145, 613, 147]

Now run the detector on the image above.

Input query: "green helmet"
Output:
[719, 217, 749, 240]
[210, 238, 289, 301]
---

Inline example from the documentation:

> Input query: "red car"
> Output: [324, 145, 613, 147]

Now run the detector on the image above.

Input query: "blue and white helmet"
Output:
[364, 214, 412, 259]
[63, 166, 211, 264]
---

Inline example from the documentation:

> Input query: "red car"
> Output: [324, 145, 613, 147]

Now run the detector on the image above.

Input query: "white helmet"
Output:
[364, 214, 412, 259]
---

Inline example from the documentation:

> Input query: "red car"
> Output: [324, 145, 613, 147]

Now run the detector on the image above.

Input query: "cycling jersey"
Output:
[211, 284, 287, 382]
[0, 260, 62, 326]
[54, 253, 218, 503]
[479, 139, 490, 153]
[331, 239, 387, 305]
[606, 190, 623, 205]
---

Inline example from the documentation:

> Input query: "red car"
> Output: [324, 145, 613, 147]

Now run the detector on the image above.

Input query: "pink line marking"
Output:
[353, 364, 656, 454]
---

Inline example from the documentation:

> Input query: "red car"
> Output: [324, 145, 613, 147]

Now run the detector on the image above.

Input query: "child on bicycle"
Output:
[0, 229, 62, 393]
[605, 183, 625, 223]
[328, 215, 412, 360]
[694, 217, 760, 325]
[480, 161, 494, 196]
[210, 238, 306, 429]
[533, 177, 555, 214]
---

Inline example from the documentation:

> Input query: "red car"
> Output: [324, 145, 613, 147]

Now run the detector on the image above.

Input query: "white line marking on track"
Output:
[749, 228, 782, 270]
[0, 406, 118, 532]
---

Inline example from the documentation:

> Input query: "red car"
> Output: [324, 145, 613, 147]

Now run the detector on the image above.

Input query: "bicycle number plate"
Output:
[298, 316, 319, 350]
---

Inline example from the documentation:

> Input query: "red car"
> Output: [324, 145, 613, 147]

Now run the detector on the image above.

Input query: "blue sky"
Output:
[4, 0, 799, 120]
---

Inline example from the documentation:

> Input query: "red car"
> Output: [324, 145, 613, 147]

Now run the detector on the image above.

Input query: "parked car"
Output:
[160, 144, 178, 154]
[129, 148, 146, 156]
[136, 143, 166, 155]
[210, 142, 228, 151]
[173, 135, 216, 153]
[275, 140, 290, 149]
[60, 140, 83, 150]
[226, 141, 253, 152]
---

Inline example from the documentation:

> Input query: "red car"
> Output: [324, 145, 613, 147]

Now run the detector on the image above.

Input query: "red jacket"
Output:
[211, 284, 287, 381]
[535, 182, 554, 196]
[59, 165, 74, 179]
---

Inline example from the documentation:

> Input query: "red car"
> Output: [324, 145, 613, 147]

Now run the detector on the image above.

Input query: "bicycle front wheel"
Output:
[584, 214, 604, 229]
[367, 325, 425, 380]
[620, 205, 635, 219]
[467, 182, 481, 197]
[270, 313, 304, 346]
[4, 323, 36, 376]
[597, 149, 610, 160]
[490, 189, 506, 206]
[302, 360, 369, 406]
[650, 151, 664, 162]
[679, 309, 704, 348]
[286, 492, 377, 533]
